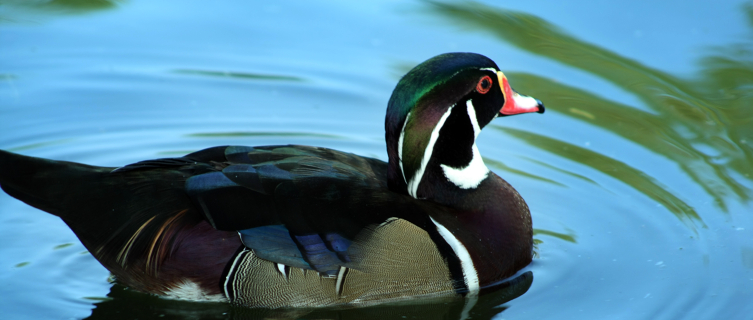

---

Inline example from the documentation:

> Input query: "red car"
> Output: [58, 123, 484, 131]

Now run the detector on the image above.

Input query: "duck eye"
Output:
[476, 76, 492, 94]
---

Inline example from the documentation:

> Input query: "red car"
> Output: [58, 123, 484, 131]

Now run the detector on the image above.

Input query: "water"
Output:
[1, 0, 752, 319]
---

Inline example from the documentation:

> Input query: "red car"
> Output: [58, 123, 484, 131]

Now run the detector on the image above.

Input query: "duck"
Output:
[0, 52, 544, 308]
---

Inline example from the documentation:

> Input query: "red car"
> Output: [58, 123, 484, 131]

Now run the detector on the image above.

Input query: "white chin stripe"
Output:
[429, 216, 479, 296]
[466, 100, 482, 139]
[440, 100, 489, 189]
[407, 105, 454, 198]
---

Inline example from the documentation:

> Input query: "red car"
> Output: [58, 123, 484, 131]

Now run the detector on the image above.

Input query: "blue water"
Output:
[1, 0, 752, 319]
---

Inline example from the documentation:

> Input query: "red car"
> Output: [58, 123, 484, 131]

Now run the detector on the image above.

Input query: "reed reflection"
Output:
[425, 1, 753, 227]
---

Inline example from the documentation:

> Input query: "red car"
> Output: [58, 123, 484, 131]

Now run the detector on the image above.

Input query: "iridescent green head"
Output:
[385, 53, 544, 199]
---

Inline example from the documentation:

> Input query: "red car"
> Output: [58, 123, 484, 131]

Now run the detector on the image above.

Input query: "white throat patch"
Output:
[440, 100, 489, 189]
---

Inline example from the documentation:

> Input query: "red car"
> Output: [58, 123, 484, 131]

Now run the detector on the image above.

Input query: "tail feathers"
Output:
[0, 150, 113, 218]
[0, 150, 241, 295]
[0, 150, 202, 272]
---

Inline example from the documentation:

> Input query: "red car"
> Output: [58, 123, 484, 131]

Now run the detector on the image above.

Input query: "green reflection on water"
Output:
[83, 296, 113, 302]
[534, 228, 577, 243]
[0, 0, 120, 16]
[485, 157, 565, 187]
[187, 132, 345, 139]
[156, 150, 201, 156]
[53, 243, 74, 250]
[498, 126, 703, 228]
[41, 0, 118, 10]
[426, 1, 753, 220]
[6, 139, 76, 152]
[522, 156, 602, 188]
[173, 69, 305, 82]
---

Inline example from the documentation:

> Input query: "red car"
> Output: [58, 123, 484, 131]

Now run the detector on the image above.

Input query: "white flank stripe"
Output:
[223, 248, 248, 300]
[440, 100, 489, 189]
[335, 266, 348, 296]
[429, 216, 479, 296]
[407, 105, 455, 198]
[397, 112, 411, 184]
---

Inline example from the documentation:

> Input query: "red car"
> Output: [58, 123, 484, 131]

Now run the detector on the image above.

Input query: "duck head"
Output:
[386, 52, 544, 201]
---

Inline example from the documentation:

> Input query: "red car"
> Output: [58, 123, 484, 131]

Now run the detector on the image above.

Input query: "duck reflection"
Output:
[85, 271, 532, 320]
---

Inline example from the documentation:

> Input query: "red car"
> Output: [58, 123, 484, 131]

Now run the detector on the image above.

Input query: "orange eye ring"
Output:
[476, 75, 492, 94]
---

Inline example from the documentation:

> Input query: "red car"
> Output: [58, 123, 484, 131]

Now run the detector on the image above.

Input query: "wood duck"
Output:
[0, 52, 544, 308]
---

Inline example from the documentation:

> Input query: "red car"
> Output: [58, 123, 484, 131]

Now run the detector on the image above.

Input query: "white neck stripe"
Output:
[224, 246, 249, 300]
[429, 216, 479, 296]
[407, 105, 454, 198]
[397, 112, 411, 184]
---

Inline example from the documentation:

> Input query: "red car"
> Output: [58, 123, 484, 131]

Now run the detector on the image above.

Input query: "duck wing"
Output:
[117, 145, 442, 276]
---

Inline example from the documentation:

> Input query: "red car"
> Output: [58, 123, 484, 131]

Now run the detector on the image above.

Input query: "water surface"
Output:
[1, 0, 752, 319]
